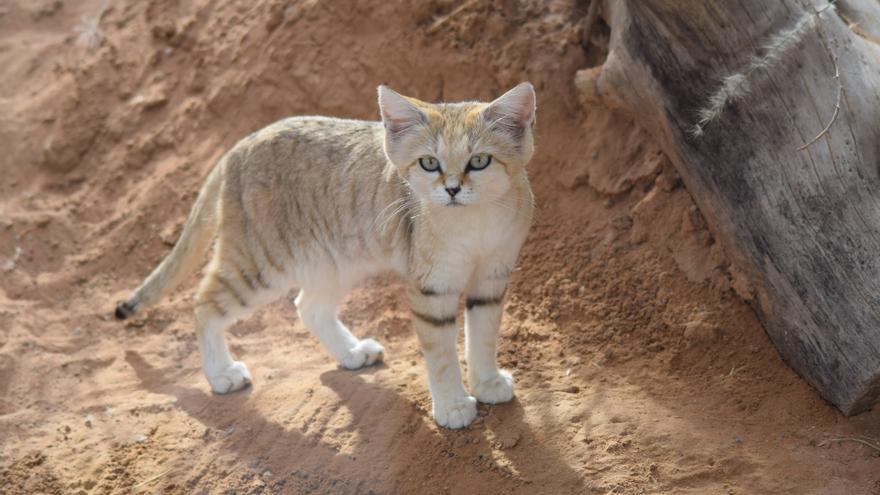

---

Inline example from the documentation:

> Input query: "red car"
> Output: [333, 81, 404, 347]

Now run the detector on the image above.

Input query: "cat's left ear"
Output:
[483, 82, 536, 139]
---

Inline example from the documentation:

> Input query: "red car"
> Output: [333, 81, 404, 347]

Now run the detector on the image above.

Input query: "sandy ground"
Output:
[1, 0, 879, 493]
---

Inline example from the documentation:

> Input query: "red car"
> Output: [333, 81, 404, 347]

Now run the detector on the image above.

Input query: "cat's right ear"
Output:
[377, 86, 426, 136]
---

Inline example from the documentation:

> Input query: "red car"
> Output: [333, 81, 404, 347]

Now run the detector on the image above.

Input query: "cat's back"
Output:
[216, 115, 408, 267]
[227, 116, 387, 178]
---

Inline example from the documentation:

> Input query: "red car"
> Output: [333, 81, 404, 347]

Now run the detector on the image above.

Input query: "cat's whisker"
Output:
[372, 187, 421, 237]
[384, 195, 421, 234]
[372, 196, 408, 235]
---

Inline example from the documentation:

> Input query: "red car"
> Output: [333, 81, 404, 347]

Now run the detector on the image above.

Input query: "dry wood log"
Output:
[577, 0, 880, 415]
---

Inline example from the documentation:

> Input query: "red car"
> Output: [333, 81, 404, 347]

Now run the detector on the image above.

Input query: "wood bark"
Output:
[577, 0, 880, 415]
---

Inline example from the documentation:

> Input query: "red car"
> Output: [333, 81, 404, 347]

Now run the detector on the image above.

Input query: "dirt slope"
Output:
[0, 0, 878, 494]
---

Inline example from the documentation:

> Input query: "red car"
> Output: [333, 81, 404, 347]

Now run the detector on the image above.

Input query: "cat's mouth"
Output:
[446, 199, 464, 207]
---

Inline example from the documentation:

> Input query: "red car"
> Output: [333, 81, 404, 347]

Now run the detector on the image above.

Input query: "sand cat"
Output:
[115, 83, 536, 429]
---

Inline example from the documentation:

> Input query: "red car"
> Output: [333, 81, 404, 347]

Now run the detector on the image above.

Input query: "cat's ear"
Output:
[377, 86, 426, 136]
[482, 82, 536, 139]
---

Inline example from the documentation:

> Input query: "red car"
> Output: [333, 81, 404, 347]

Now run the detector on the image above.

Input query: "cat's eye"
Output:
[467, 153, 492, 171]
[418, 156, 441, 172]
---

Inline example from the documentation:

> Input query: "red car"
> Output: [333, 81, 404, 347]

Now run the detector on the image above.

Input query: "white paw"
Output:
[433, 395, 478, 429]
[207, 361, 252, 394]
[340, 338, 385, 370]
[471, 369, 515, 404]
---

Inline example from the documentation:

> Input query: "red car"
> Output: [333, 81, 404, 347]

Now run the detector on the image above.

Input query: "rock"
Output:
[265, 4, 284, 32]
[682, 315, 722, 345]
[30, 0, 63, 21]
[498, 431, 520, 449]
[129, 82, 170, 111]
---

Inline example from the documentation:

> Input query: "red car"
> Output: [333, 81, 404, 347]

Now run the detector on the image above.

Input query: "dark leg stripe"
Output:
[234, 262, 257, 291]
[258, 235, 284, 274]
[235, 244, 270, 289]
[412, 310, 456, 327]
[216, 276, 247, 308]
[415, 286, 457, 297]
[196, 299, 228, 317]
[278, 203, 296, 258]
[466, 292, 506, 310]
[232, 245, 269, 290]
[254, 269, 270, 290]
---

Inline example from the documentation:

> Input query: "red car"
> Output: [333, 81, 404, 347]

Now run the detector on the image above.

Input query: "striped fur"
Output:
[115, 83, 537, 429]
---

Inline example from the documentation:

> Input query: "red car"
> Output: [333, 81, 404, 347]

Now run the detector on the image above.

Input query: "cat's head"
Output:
[377, 83, 536, 208]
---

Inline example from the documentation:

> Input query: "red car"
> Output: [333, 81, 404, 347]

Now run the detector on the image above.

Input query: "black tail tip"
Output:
[115, 301, 136, 320]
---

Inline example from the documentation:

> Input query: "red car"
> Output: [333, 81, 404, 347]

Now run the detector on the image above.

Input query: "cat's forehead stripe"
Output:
[421, 103, 484, 163]
[435, 135, 469, 162]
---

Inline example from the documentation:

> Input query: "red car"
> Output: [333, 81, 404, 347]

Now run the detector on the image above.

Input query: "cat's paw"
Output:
[207, 361, 252, 394]
[433, 395, 478, 429]
[340, 338, 384, 370]
[471, 369, 515, 404]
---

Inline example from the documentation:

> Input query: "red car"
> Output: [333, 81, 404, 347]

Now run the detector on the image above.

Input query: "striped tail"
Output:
[115, 163, 223, 319]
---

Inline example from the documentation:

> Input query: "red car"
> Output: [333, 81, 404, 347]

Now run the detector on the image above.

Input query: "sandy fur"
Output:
[117, 83, 537, 429]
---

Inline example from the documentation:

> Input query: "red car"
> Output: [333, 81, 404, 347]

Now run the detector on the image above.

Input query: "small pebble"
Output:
[498, 431, 520, 449]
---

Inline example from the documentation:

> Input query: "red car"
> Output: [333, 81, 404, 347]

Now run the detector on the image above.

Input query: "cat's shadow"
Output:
[125, 351, 582, 491]
[318, 368, 584, 489]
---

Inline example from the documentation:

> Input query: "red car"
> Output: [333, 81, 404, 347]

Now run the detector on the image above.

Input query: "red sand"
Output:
[1, 1, 878, 493]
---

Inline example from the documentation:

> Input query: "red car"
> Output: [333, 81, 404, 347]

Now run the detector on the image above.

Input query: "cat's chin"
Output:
[424, 199, 470, 208]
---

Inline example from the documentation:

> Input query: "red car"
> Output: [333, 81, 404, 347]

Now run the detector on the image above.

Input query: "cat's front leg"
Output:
[465, 264, 515, 404]
[407, 284, 477, 429]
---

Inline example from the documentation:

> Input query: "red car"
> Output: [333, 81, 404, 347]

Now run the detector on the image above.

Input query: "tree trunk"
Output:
[577, 0, 880, 415]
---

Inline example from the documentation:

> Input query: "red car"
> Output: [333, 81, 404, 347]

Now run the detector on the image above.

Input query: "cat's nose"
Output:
[445, 186, 461, 198]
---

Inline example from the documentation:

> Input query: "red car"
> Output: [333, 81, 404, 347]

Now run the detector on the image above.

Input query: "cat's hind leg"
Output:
[194, 278, 253, 394]
[295, 286, 384, 369]
[194, 245, 289, 394]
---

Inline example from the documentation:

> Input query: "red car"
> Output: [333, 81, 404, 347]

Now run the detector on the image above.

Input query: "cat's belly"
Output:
[287, 237, 406, 290]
